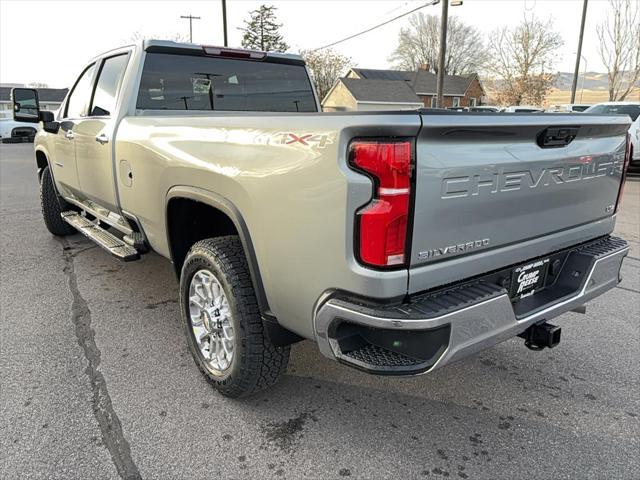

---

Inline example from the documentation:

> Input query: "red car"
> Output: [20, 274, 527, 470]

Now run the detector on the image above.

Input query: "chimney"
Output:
[419, 63, 431, 71]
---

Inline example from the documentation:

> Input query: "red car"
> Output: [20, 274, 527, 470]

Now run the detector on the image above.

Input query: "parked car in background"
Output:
[584, 102, 640, 173]
[547, 104, 591, 113]
[502, 105, 544, 113]
[469, 106, 500, 112]
[0, 117, 38, 143]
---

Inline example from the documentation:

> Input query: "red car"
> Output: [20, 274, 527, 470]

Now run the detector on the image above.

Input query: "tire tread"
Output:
[181, 236, 289, 397]
[40, 166, 75, 236]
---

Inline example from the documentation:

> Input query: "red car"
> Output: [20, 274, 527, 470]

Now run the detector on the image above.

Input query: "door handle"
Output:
[64, 130, 74, 140]
[95, 133, 109, 145]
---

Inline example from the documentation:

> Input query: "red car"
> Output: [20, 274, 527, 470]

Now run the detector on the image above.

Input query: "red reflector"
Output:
[351, 141, 412, 267]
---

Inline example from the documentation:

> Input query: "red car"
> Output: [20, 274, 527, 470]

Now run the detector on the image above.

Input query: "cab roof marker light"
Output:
[202, 46, 266, 60]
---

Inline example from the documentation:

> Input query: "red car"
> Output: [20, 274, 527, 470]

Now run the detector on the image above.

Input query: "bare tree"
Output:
[300, 49, 352, 101]
[487, 15, 563, 105]
[389, 13, 488, 74]
[597, 0, 640, 101]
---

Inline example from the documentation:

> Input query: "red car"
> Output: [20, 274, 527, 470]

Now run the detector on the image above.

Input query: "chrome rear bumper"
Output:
[314, 236, 629, 375]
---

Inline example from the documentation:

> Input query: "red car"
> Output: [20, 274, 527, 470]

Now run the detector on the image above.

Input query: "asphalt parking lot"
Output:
[1, 143, 638, 480]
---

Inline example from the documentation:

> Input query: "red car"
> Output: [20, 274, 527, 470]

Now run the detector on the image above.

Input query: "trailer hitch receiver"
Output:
[519, 322, 561, 351]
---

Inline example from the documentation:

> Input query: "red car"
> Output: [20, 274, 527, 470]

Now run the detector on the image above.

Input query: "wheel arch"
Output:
[35, 147, 54, 183]
[35, 148, 48, 170]
[165, 186, 269, 314]
[165, 186, 304, 347]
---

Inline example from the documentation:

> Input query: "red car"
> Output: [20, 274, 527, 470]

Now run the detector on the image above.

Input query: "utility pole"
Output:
[579, 55, 588, 102]
[180, 14, 201, 43]
[222, 0, 228, 46]
[435, 0, 449, 108]
[570, 0, 588, 104]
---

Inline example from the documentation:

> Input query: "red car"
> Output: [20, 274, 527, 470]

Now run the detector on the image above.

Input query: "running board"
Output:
[61, 211, 140, 262]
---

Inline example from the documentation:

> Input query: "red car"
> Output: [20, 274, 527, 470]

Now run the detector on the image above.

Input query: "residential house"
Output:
[322, 78, 423, 112]
[322, 66, 485, 111]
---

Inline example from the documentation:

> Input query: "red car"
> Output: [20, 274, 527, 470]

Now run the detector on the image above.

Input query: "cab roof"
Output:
[142, 40, 304, 64]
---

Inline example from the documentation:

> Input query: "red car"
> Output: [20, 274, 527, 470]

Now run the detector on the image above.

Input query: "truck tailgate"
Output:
[408, 112, 629, 292]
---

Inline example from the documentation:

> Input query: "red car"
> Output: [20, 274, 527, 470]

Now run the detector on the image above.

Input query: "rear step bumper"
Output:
[314, 236, 628, 375]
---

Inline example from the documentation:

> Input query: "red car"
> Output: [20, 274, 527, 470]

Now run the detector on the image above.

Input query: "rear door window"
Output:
[136, 52, 316, 112]
[90, 54, 130, 117]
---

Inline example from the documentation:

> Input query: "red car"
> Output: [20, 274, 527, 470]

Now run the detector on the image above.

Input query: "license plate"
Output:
[509, 258, 550, 300]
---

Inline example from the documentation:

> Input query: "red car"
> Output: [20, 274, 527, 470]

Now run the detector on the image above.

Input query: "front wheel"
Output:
[180, 236, 290, 397]
[40, 166, 75, 236]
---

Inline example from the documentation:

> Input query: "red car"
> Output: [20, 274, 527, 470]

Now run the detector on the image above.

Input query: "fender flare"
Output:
[34, 147, 57, 188]
[35, 146, 50, 172]
[165, 185, 271, 316]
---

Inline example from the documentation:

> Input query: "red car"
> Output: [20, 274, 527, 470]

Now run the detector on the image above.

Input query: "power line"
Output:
[311, 0, 441, 51]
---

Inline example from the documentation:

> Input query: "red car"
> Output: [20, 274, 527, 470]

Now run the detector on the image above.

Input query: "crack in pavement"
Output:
[60, 238, 141, 480]
[616, 285, 640, 294]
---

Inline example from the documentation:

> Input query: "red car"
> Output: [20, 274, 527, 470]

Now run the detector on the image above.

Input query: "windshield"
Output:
[584, 104, 640, 121]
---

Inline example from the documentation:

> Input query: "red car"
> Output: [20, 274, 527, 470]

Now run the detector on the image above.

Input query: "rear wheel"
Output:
[40, 166, 75, 236]
[180, 236, 290, 397]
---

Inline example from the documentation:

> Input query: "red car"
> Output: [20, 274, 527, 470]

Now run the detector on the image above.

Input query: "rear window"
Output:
[585, 104, 640, 121]
[136, 52, 317, 112]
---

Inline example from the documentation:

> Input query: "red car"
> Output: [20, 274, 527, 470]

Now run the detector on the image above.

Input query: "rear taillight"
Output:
[614, 133, 631, 213]
[350, 140, 412, 267]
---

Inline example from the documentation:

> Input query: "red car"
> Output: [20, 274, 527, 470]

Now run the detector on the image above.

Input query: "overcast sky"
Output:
[0, 0, 614, 88]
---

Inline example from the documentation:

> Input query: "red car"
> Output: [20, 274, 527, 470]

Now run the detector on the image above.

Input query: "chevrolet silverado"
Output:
[13, 41, 631, 397]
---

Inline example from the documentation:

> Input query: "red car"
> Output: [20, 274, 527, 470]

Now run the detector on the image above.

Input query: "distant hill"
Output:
[554, 71, 611, 91]
[484, 71, 640, 106]
[550, 71, 640, 105]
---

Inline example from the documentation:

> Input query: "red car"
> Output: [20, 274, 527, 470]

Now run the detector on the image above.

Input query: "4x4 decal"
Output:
[273, 132, 334, 148]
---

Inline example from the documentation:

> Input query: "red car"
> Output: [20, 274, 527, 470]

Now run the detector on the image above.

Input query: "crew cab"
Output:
[13, 41, 631, 397]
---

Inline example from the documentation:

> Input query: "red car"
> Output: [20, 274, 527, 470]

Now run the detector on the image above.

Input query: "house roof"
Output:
[340, 78, 422, 104]
[348, 67, 480, 96]
[409, 70, 475, 96]
[0, 87, 68, 103]
[350, 68, 413, 82]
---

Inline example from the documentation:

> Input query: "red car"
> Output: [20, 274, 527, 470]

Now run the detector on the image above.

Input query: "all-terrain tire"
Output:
[40, 166, 75, 236]
[180, 236, 290, 397]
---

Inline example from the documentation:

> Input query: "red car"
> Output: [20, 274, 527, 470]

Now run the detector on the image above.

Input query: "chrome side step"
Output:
[61, 211, 140, 262]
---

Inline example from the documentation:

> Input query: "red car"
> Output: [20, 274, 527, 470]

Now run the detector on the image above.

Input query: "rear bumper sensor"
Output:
[61, 211, 140, 262]
[314, 235, 628, 375]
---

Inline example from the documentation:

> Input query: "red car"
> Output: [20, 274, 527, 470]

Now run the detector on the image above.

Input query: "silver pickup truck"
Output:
[13, 41, 631, 397]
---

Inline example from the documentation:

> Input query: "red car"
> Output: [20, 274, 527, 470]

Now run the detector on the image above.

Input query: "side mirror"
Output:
[40, 110, 60, 134]
[40, 111, 55, 122]
[12, 88, 40, 123]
